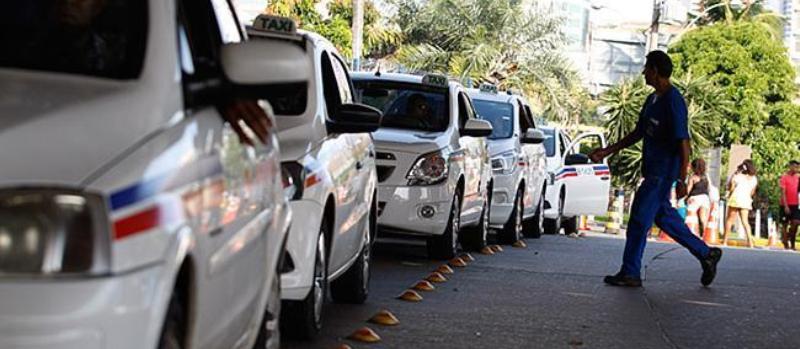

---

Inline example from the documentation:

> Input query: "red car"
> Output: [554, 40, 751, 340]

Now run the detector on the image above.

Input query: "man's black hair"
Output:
[645, 50, 673, 78]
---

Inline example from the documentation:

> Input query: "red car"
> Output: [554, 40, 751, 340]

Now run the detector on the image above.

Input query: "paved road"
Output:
[285, 233, 800, 349]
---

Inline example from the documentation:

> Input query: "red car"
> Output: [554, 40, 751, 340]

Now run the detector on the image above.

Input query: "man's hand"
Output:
[675, 181, 688, 199]
[588, 148, 609, 163]
[785, 206, 792, 215]
[220, 99, 273, 146]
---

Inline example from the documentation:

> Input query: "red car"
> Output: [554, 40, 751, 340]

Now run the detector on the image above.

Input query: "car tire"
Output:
[253, 266, 281, 349]
[499, 188, 524, 244]
[158, 288, 185, 349]
[330, 206, 373, 304]
[524, 191, 544, 239]
[562, 216, 578, 235]
[544, 196, 562, 235]
[281, 231, 327, 340]
[427, 193, 461, 260]
[460, 193, 490, 251]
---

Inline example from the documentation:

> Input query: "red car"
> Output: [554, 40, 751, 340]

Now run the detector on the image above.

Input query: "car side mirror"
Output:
[462, 119, 493, 137]
[521, 129, 545, 144]
[327, 103, 383, 134]
[564, 153, 591, 166]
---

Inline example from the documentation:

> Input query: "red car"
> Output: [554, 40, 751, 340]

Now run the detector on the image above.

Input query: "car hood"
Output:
[0, 71, 173, 187]
[487, 138, 517, 157]
[371, 127, 448, 154]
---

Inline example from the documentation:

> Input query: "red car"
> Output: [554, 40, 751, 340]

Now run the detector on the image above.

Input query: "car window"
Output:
[517, 101, 535, 132]
[210, 0, 243, 44]
[330, 53, 354, 104]
[0, 0, 148, 79]
[524, 105, 537, 129]
[472, 99, 513, 139]
[560, 133, 569, 155]
[320, 51, 343, 113]
[354, 80, 449, 132]
[457, 93, 471, 129]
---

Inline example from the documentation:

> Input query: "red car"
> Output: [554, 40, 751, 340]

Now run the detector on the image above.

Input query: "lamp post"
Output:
[351, 0, 364, 71]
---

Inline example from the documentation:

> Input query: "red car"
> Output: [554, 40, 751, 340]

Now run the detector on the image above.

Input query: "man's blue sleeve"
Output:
[633, 95, 649, 136]
[671, 93, 690, 140]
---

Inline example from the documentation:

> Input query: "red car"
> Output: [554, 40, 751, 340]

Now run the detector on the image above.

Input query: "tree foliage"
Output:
[388, 0, 583, 125]
[669, 21, 798, 210]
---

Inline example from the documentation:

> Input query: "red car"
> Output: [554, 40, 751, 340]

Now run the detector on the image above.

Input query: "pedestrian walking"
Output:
[722, 160, 758, 248]
[686, 158, 711, 236]
[779, 160, 800, 250]
[589, 50, 722, 288]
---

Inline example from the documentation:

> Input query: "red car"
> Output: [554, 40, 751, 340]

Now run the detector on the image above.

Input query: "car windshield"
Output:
[543, 128, 556, 157]
[472, 99, 514, 139]
[0, 0, 148, 79]
[354, 80, 449, 132]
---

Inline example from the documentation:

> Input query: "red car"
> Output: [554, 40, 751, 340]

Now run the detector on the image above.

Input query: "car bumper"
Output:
[281, 199, 324, 301]
[489, 172, 519, 228]
[0, 265, 167, 349]
[377, 183, 453, 236]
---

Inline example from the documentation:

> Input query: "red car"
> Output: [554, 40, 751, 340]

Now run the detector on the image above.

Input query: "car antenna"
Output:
[374, 62, 382, 77]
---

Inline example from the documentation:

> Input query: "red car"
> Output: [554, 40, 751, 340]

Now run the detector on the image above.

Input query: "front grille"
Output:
[377, 165, 395, 182]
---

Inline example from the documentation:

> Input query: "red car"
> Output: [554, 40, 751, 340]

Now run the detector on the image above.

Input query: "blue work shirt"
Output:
[636, 86, 690, 180]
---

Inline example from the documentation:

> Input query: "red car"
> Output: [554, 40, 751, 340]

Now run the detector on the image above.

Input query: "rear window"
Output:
[354, 80, 449, 132]
[0, 0, 148, 79]
[472, 99, 514, 139]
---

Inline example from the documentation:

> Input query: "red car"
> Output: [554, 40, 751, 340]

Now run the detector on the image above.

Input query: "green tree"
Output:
[389, 0, 582, 125]
[670, 21, 799, 210]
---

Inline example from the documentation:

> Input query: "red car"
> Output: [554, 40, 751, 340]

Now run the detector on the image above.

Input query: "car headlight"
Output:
[407, 150, 449, 186]
[492, 151, 518, 174]
[281, 162, 306, 201]
[0, 189, 110, 276]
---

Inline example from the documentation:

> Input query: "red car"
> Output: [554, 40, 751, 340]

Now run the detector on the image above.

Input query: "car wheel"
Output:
[562, 216, 578, 235]
[253, 266, 281, 349]
[427, 193, 460, 260]
[524, 191, 544, 239]
[330, 207, 372, 304]
[460, 192, 489, 251]
[499, 188, 524, 244]
[544, 195, 562, 235]
[158, 289, 185, 349]
[281, 230, 326, 340]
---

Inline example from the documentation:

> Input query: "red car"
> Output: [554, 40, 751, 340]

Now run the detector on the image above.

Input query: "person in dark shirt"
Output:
[589, 51, 722, 287]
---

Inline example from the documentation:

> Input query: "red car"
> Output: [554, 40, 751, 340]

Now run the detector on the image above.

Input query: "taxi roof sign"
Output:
[250, 14, 299, 40]
[422, 74, 449, 87]
[479, 83, 498, 94]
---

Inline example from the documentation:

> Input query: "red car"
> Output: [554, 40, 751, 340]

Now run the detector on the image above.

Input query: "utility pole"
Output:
[647, 0, 662, 52]
[351, 0, 365, 71]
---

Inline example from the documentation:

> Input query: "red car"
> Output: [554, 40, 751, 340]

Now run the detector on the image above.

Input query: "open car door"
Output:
[560, 132, 611, 217]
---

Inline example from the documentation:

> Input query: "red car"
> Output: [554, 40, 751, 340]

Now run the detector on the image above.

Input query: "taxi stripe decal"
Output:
[109, 159, 225, 240]
[554, 165, 611, 181]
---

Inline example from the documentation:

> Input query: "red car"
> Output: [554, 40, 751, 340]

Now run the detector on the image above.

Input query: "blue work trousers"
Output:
[622, 176, 711, 277]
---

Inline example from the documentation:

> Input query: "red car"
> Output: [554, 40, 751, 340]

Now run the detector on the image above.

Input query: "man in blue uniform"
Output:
[589, 51, 723, 287]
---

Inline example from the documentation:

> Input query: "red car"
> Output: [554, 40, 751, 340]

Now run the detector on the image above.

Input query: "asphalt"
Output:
[284, 232, 800, 349]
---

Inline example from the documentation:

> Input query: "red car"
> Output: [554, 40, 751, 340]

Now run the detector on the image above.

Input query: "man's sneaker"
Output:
[603, 272, 642, 287]
[701, 248, 723, 287]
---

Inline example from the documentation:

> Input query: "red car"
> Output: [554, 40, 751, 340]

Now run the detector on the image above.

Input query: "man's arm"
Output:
[675, 139, 691, 198]
[588, 129, 643, 163]
[780, 178, 791, 214]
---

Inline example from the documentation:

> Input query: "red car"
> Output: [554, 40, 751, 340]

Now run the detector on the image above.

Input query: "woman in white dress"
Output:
[723, 160, 758, 247]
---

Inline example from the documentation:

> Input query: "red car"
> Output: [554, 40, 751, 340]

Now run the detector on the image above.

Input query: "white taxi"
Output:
[248, 20, 381, 339]
[352, 72, 494, 259]
[467, 85, 548, 241]
[0, 3, 297, 349]
[541, 126, 611, 234]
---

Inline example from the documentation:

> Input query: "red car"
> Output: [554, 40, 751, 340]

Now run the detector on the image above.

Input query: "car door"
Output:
[456, 91, 485, 219]
[319, 50, 362, 273]
[561, 132, 610, 217]
[516, 101, 540, 213]
[178, 0, 271, 346]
